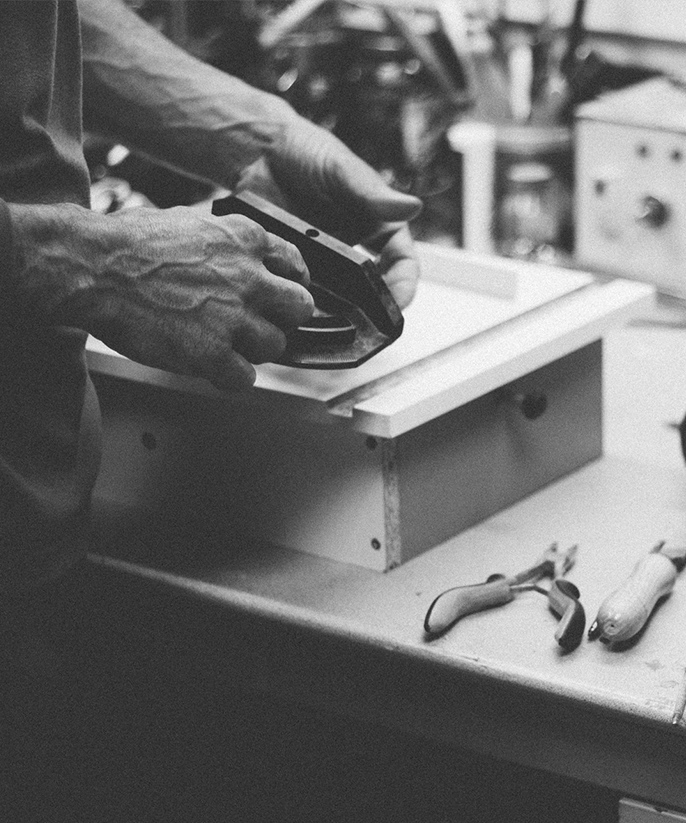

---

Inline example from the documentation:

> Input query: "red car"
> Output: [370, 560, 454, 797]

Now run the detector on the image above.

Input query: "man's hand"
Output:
[9, 203, 314, 391]
[235, 117, 423, 309]
[78, 0, 422, 309]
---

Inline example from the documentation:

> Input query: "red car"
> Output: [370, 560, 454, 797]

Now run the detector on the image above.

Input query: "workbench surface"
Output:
[89, 296, 686, 813]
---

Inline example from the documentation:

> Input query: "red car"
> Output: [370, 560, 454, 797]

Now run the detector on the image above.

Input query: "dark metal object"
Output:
[288, 311, 356, 349]
[212, 191, 404, 369]
[559, 0, 587, 81]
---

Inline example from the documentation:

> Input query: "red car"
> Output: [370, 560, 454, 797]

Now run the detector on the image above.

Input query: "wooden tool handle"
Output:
[588, 552, 677, 644]
[424, 577, 513, 637]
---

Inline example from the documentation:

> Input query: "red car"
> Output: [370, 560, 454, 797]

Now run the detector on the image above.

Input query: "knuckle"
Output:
[268, 235, 308, 277]
[287, 242, 308, 275]
[249, 325, 287, 365]
[226, 214, 269, 250]
[268, 284, 313, 329]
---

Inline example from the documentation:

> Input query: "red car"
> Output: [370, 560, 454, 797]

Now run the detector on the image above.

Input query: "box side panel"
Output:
[92, 377, 388, 572]
[396, 342, 603, 563]
[619, 798, 686, 823]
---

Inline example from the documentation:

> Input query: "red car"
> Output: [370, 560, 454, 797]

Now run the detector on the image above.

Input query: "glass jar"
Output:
[495, 126, 573, 262]
[498, 162, 560, 259]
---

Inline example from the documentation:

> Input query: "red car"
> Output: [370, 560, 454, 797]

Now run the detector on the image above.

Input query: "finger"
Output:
[383, 256, 420, 310]
[248, 264, 314, 329]
[178, 330, 258, 392]
[159, 323, 260, 392]
[232, 314, 288, 365]
[271, 123, 422, 242]
[361, 221, 408, 254]
[93, 297, 261, 392]
[298, 122, 423, 222]
[262, 233, 310, 287]
[376, 226, 421, 310]
[206, 352, 257, 392]
[330, 149, 423, 223]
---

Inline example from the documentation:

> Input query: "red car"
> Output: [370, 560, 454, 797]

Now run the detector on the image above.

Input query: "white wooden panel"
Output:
[255, 244, 591, 404]
[620, 798, 686, 823]
[394, 342, 602, 562]
[350, 278, 654, 437]
[92, 379, 391, 571]
[86, 249, 653, 438]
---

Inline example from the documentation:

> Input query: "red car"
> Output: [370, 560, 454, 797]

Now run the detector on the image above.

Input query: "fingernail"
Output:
[380, 191, 423, 219]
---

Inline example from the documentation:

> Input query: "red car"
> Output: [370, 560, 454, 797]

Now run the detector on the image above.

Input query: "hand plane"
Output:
[212, 191, 404, 369]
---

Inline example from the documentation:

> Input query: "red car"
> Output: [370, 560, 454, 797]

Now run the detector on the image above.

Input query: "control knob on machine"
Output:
[636, 195, 670, 228]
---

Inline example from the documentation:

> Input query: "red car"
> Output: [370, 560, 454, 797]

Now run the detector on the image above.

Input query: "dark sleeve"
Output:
[0, 200, 13, 262]
[0, 199, 17, 315]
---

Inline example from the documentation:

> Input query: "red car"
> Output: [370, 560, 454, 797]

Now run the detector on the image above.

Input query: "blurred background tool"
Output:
[441, 0, 576, 259]
[559, 0, 587, 83]
[507, 33, 534, 123]
[461, 8, 511, 123]
[382, 4, 469, 111]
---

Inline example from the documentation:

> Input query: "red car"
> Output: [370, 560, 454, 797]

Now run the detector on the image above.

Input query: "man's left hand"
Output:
[235, 115, 423, 310]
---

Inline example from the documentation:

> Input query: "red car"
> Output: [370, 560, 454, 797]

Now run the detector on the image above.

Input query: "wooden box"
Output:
[87, 245, 653, 571]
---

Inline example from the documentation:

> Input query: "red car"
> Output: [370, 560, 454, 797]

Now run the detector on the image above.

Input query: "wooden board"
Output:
[350, 278, 654, 437]
[86, 246, 654, 438]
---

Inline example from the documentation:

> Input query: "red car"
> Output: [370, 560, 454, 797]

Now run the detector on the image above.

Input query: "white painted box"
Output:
[87, 245, 652, 571]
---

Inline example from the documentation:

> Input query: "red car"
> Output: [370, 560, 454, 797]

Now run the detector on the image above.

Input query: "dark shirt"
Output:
[0, 0, 101, 591]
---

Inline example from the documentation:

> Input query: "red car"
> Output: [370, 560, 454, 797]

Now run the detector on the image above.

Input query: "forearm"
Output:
[79, 0, 298, 189]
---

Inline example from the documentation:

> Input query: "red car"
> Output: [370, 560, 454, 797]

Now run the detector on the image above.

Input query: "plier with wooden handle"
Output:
[423, 543, 586, 651]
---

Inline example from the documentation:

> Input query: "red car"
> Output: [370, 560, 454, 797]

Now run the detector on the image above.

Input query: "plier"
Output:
[423, 543, 586, 651]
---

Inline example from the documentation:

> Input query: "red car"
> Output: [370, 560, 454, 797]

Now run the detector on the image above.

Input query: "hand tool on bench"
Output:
[212, 191, 404, 369]
[424, 542, 586, 651]
[588, 541, 686, 645]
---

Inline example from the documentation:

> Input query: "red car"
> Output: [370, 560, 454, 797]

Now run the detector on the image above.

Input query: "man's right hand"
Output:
[8, 203, 314, 391]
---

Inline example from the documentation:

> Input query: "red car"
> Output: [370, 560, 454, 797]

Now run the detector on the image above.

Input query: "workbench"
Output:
[84, 294, 686, 822]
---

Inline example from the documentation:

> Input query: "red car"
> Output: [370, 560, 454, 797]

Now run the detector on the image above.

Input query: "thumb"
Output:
[271, 117, 423, 240]
[333, 151, 423, 223]
[364, 183, 423, 224]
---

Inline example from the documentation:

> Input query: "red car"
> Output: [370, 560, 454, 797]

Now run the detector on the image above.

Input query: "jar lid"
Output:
[506, 162, 553, 185]
[497, 125, 571, 154]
